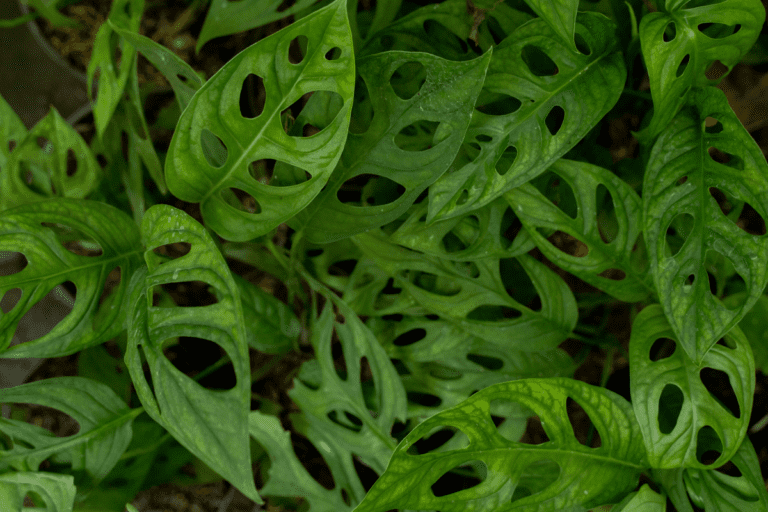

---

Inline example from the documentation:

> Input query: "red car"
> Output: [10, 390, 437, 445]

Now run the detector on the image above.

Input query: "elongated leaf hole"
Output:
[703, 116, 723, 134]
[328, 410, 363, 432]
[407, 270, 461, 296]
[239, 73, 265, 119]
[151, 242, 191, 263]
[467, 353, 503, 370]
[423, 20, 468, 55]
[432, 460, 486, 497]
[249, 159, 311, 187]
[406, 425, 469, 455]
[598, 268, 626, 280]
[596, 184, 619, 243]
[545, 106, 565, 135]
[8, 140, 17, 152]
[522, 45, 558, 76]
[393, 328, 426, 346]
[0, 288, 21, 314]
[696, 426, 723, 465]
[325, 46, 342, 60]
[708, 146, 744, 170]
[676, 175, 688, 186]
[200, 129, 228, 168]
[566, 397, 602, 447]
[11, 402, 81, 437]
[152, 281, 219, 308]
[547, 231, 589, 257]
[665, 213, 693, 256]
[337, 174, 405, 206]
[457, 189, 469, 205]
[676, 54, 690, 78]
[658, 384, 684, 434]
[466, 304, 522, 320]
[407, 391, 442, 407]
[442, 231, 469, 254]
[500, 207, 523, 248]
[707, 270, 718, 295]
[0, 252, 28, 276]
[698, 22, 740, 39]
[737, 201, 766, 235]
[221, 187, 261, 214]
[510, 458, 560, 502]
[535, 171, 578, 218]
[429, 365, 463, 380]
[288, 34, 308, 64]
[64, 148, 78, 177]
[496, 146, 518, 176]
[700, 367, 740, 418]
[353, 455, 379, 492]
[649, 337, 676, 362]
[36, 136, 52, 153]
[708, 186, 737, 218]
[162, 337, 235, 388]
[395, 120, 441, 151]
[663, 21, 676, 42]
[291, 432, 336, 489]
[328, 259, 358, 277]
[476, 134, 493, 143]
[715, 459, 743, 477]
[574, 33, 591, 55]
[350, 77, 373, 135]
[40, 222, 103, 257]
[390, 61, 426, 100]
[500, 257, 540, 310]
[475, 94, 522, 116]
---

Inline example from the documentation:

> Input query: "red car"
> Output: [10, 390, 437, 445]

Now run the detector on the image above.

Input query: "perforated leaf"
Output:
[0, 199, 142, 358]
[165, 0, 354, 242]
[124, 204, 260, 503]
[427, 12, 626, 222]
[0, 93, 27, 173]
[352, 378, 647, 512]
[642, 86, 768, 361]
[522, 0, 579, 52]
[629, 304, 753, 469]
[0, 471, 75, 512]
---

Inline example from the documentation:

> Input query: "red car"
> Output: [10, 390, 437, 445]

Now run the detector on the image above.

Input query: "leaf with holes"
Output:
[0, 94, 26, 173]
[234, 273, 300, 354]
[505, 159, 652, 302]
[352, 378, 647, 512]
[427, 12, 626, 223]
[0, 377, 138, 481]
[522, 0, 579, 53]
[629, 305, 754, 469]
[353, 230, 578, 350]
[643, 86, 768, 362]
[294, 49, 491, 243]
[124, 204, 260, 503]
[0, 199, 142, 358]
[0, 471, 75, 512]
[638, 0, 765, 139]
[0, 107, 101, 211]
[165, 0, 354, 242]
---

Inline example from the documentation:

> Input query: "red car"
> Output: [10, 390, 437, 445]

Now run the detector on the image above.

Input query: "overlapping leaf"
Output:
[124, 204, 260, 503]
[352, 378, 647, 512]
[0, 471, 75, 512]
[0, 199, 142, 358]
[427, 12, 626, 223]
[0, 107, 101, 211]
[612, 485, 666, 512]
[295, 49, 491, 243]
[505, 159, 653, 302]
[522, 0, 578, 52]
[629, 305, 754, 469]
[643, 86, 768, 361]
[353, 230, 577, 350]
[639, 0, 765, 139]
[165, 0, 355, 242]
[0, 377, 138, 481]
[234, 273, 300, 354]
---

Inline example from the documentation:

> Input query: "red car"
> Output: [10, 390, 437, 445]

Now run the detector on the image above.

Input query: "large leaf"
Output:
[427, 12, 626, 223]
[522, 0, 579, 52]
[296, 50, 492, 243]
[0, 471, 75, 512]
[166, 0, 355, 242]
[124, 204, 260, 503]
[629, 305, 754, 469]
[352, 378, 647, 512]
[0, 377, 138, 481]
[638, 0, 765, 139]
[0, 199, 142, 358]
[505, 159, 653, 302]
[0, 107, 101, 211]
[642, 86, 768, 361]
[353, 230, 578, 350]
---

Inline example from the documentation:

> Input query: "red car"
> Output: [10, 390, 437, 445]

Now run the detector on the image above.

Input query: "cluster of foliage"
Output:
[2, 0, 768, 510]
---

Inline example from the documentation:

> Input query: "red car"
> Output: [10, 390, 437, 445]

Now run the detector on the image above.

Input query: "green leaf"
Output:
[505, 159, 652, 302]
[629, 304, 754, 469]
[234, 273, 300, 354]
[642, 86, 768, 361]
[0, 107, 101, 211]
[20, 0, 80, 28]
[124, 204, 261, 503]
[166, 0, 355, 242]
[0, 471, 75, 512]
[638, 0, 765, 139]
[353, 230, 578, 350]
[352, 378, 647, 512]
[296, 50, 492, 243]
[612, 484, 666, 512]
[0, 94, 27, 173]
[0, 199, 142, 358]
[0, 377, 138, 481]
[725, 293, 768, 373]
[427, 12, 626, 223]
[522, 0, 579, 52]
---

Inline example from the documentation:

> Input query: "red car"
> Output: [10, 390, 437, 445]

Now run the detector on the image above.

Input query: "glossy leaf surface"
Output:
[522, 0, 578, 52]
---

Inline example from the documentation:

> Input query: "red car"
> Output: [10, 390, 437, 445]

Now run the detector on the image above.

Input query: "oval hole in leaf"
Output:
[407, 391, 442, 408]
[496, 145, 518, 176]
[546, 231, 589, 258]
[40, 222, 104, 257]
[663, 21, 676, 42]
[431, 460, 486, 497]
[708, 146, 744, 170]
[327, 410, 363, 432]
[328, 259, 358, 277]
[457, 189, 469, 205]
[282, 91, 344, 138]
[9, 402, 81, 438]
[429, 365, 463, 380]
[19, 161, 53, 196]
[152, 281, 219, 308]
[0, 252, 28, 276]
[545, 106, 565, 136]
[521, 45, 558, 76]
[466, 304, 522, 320]
[350, 77, 373, 135]
[36, 136, 52, 153]
[390, 61, 426, 100]
[500, 257, 541, 310]
[65, 148, 77, 177]
[574, 32, 591, 55]
[696, 425, 723, 465]
[221, 187, 261, 214]
[596, 184, 619, 243]
[658, 383, 684, 434]
[395, 120, 441, 151]
[8, 139, 17, 152]
[353, 454, 379, 492]
[715, 459, 747, 480]
[325, 46, 342, 60]
[200, 128, 228, 168]
[291, 432, 336, 489]
[738, 201, 766, 235]
[1, 287, 21, 314]
[249, 159, 312, 187]
[288, 34, 308, 64]
[337, 173, 406, 206]
[475, 93, 522, 116]
[423, 19, 468, 55]
[151, 242, 191, 263]
[406, 425, 469, 455]
[466, 353, 503, 370]
[393, 328, 426, 346]
[700, 367, 740, 418]
[239, 73, 265, 119]
[534, 171, 578, 218]
[407, 270, 461, 296]
[698, 22, 740, 39]
[566, 397, 602, 447]
[500, 207, 522, 248]
[649, 337, 676, 362]
[510, 458, 560, 503]
[676, 54, 690, 78]
[665, 213, 693, 256]
[703, 116, 723, 134]
[162, 337, 235, 389]
[597, 268, 626, 280]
